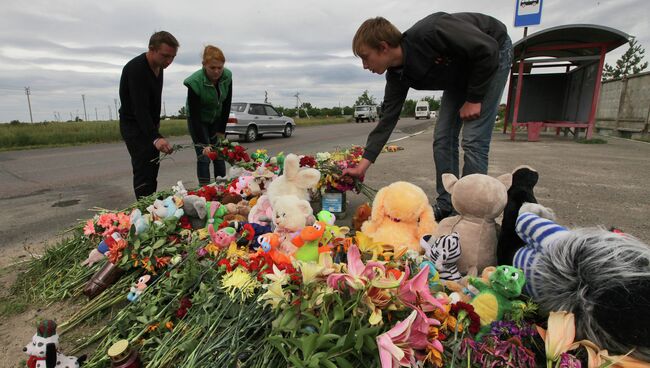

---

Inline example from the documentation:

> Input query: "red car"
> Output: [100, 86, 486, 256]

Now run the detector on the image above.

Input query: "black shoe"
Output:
[433, 205, 452, 222]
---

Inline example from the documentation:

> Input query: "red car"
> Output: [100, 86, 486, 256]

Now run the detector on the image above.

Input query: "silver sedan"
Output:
[226, 102, 296, 142]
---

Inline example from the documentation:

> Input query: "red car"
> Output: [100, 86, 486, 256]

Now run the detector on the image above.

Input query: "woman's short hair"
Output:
[149, 31, 179, 50]
[203, 45, 226, 64]
[352, 17, 401, 56]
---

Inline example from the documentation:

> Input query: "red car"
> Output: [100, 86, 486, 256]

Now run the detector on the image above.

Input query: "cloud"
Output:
[0, 0, 648, 122]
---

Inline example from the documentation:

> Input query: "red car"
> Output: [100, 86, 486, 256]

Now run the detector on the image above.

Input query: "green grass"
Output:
[0, 117, 351, 151]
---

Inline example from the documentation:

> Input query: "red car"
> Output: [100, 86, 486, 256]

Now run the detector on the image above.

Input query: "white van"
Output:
[415, 100, 431, 119]
[354, 105, 378, 123]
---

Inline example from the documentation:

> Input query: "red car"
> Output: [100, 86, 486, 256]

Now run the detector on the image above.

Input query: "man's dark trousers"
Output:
[124, 136, 160, 199]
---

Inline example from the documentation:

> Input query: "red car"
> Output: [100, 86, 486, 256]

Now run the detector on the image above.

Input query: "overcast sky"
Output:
[1, 0, 648, 123]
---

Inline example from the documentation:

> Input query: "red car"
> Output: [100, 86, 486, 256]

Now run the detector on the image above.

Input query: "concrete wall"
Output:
[596, 71, 650, 139]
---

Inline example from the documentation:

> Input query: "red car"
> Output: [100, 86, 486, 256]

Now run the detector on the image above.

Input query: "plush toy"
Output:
[419, 232, 462, 281]
[469, 265, 526, 339]
[225, 200, 250, 218]
[292, 221, 328, 262]
[147, 196, 184, 222]
[182, 195, 207, 229]
[435, 173, 512, 275]
[209, 226, 237, 249]
[257, 232, 292, 265]
[81, 238, 111, 267]
[206, 200, 228, 230]
[444, 266, 496, 304]
[127, 274, 151, 302]
[248, 194, 274, 226]
[172, 180, 188, 197]
[271, 195, 315, 253]
[23, 320, 86, 368]
[496, 166, 540, 265]
[265, 153, 321, 202]
[513, 202, 650, 361]
[221, 192, 243, 205]
[361, 181, 436, 254]
[352, 203, 372, 232]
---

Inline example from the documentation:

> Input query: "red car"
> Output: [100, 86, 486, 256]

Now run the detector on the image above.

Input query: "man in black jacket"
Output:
[119, 31, 178, 199]
[343, 13, 512, 221]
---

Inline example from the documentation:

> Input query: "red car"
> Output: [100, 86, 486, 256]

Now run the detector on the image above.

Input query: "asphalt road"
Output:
[2, 118, 649, 266]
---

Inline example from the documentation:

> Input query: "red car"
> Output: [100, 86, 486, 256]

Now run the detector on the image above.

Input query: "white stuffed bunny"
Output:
[265, 153, 320, 202]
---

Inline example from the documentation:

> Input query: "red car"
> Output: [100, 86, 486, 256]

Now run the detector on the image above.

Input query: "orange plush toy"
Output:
[292, 221, 328, 262]
[361, 181, 437, 254]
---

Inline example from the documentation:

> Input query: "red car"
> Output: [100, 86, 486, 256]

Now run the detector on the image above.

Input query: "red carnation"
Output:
[207, 151, 218, 161]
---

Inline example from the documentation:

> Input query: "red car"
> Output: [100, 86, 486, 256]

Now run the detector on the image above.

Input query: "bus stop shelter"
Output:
[503, 24, 629, 141]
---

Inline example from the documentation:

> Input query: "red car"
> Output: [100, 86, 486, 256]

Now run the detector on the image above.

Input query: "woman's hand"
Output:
[460, 101, 482, 121]
[202, 146, 213, 156]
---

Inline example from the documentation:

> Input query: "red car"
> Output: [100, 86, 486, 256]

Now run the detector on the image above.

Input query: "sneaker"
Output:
[433, 204, 452, 222]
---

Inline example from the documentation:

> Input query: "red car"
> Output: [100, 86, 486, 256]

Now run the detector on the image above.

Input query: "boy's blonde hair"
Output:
[352, 17, 402, 56]
[202, 45, 225, 64]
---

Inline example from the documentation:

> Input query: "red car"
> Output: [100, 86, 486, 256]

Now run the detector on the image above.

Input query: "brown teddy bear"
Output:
[435, 173, 511, 275]
[361, 181, 437, 254]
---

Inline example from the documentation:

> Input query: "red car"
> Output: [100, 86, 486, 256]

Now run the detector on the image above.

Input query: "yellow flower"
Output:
[425, 345, 444, 367]
[197, 228, 210, 240]
[297, 260, 325, 284]
[537, 311, 576, 362]
[258, 282, 288, 308]
[221, 267, 260, 301]
[226, 241, 248, 259]
[355, 231, 385, 260]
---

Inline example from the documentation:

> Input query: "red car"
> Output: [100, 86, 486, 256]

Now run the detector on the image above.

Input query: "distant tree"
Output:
[10, 119, 20, 125]
[423, 96, 441, 111]
[355, 90, 377, 106]
[401, 99, 417, 117]
[602, 39, 648, 81]
[177, 106, 187, 119]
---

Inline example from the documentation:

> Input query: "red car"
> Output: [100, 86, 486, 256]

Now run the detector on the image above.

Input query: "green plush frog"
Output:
[469, 265, 526, 339]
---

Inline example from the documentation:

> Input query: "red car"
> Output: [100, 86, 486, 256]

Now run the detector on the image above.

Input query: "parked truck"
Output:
[415, 100, 431, 119]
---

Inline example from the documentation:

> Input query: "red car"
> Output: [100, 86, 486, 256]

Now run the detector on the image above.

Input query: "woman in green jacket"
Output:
[184, 45, 233, 186]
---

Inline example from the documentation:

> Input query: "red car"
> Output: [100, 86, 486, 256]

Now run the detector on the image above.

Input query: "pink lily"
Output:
[398, 264, 445, 318]
[83, 219, 96, 236]
[377, 310, 442, 368]
[326, 244, 385, 290]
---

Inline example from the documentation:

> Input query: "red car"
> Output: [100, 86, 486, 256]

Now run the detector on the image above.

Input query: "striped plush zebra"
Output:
[420, 232, 462, 281]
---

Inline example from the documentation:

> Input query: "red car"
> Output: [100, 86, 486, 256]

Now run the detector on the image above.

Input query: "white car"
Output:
[226, 102, 295, 142]
[354, 105, 378, 123]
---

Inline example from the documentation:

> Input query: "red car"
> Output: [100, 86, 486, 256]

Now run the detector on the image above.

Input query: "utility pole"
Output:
[264, 91, 268, 104]
[82, 94, 88, 121]
[95, 107, 98, 121]
[108, 105, 112, 121]
[25, 87, 33, 123]
[114, 98, 119, 118]
[294, 92, 300, 118]
[70, 112, 73, 121]
[163, 100, 167, 117]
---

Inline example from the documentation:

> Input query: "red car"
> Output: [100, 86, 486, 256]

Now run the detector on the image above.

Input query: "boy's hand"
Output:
[460, 102, 481, 121]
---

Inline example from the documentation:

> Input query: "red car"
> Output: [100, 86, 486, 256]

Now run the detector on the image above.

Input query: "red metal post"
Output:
[511, 60, 526, 141]
[586, 45, 607, 139]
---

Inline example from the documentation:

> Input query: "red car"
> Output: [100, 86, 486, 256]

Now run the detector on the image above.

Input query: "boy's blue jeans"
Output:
[433, 37, 513, 212]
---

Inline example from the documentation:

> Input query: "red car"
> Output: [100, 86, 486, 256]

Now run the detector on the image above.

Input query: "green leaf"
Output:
[163, 246, 177, 253]
[333, 303, 344, 322]
[135, 316, 149, 324]
[152, 238, 166, 249]
[288, 355, 306, 368]
[320, 358, 338, 368]
[178, 338, 199, 352]
[267, 336, 289, 360]
[335, 357, 355, 368]
[133, 238, 140, 250]
[300, 333, 318, 359]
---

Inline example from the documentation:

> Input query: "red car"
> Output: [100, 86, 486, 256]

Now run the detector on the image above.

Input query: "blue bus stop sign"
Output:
[514, 0, 543, 27]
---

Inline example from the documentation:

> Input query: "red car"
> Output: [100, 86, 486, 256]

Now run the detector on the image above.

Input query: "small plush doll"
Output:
[248, 195, 274, 226]
[435, 173, 512, 275]
[419, 232, 462, 281]
[147, 196, 184, 223]
[127, 274, 151, 303]
[257, 233, 291, 265]
[496, 165, 540, 265]
[271, 195, 315, 253]
[513, 202, 650, 361]
[130, 208, 151, 236]
[23, 320, 86, 368]
[292, 221, 328, 262]
[205, 201, 228, 231]
[469, 265, 526, 339]
[352, 203, 371, 232]
[81, 238, 111, 267]
[209, 226, 237, 249]
[182, 195, 207, 229]
[361, 181, 437, 254]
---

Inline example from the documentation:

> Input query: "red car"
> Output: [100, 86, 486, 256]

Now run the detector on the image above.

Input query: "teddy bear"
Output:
[271, 195, 314, 254]
[265, 153, 321, 202]
[496, 165, 540, 265]
[181, 195, 207, 229]
[435, 173, 512, 275]
[361, 181, 436, 255]
[248, 195, 274, 226]
[512, 202, 650, 362]
[23, 320, 86, 368]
